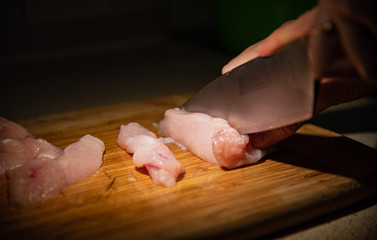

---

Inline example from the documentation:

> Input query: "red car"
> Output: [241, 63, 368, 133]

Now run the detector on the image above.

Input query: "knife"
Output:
[182, 39, 315, 134]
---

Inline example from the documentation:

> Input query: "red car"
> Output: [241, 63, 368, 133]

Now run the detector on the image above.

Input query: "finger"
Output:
[257, 7, 318, 57]
[222, 41, 263, 74]
[222, 7, 318, 74]
[250, 122, 304, 149]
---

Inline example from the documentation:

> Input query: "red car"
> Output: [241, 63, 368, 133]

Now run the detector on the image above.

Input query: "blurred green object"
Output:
[214, 0, 316, 54]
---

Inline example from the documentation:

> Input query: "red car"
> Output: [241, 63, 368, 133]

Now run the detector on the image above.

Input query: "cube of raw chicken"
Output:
[58, 134, 105, 185]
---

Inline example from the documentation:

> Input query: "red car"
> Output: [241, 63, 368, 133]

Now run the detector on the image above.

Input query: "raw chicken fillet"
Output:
[159, 108, 263, 169]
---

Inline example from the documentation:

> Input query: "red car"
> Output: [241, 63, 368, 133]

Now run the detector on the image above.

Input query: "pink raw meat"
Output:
[0, 135, 39, 177]
[0, 136, 39, 160]
[0, 116, 32, 139]
[34, 138, 63, 160]
[8, 134, 104, 206]
[159, 108, 263, 169]
[1, 116, 105, 206]
[117, 122, 184, 187]
[58, 134, 105, 185]
[0, 117, 41, 175]
[0, 153, 26, 176]
[8, 158, 67, 206]
[0, 137, 63, 177]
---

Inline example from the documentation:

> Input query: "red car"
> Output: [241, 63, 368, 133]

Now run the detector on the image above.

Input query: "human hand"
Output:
[222, 4, 377, 149]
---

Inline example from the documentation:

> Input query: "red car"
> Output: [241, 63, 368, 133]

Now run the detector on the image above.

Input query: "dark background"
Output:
[1, 0, 315, 120]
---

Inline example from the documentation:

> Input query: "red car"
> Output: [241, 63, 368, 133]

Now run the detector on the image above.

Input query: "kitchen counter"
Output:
[1, 40, 377, 239]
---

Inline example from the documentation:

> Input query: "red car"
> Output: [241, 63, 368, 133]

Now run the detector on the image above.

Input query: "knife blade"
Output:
[182, 39, 315, 134]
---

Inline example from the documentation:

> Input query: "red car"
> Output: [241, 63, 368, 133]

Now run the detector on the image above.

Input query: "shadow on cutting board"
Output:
[269, 133, 377, 181]
[200, 133, 377, 240]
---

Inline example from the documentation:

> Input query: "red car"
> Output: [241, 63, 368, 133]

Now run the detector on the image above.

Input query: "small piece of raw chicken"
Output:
[0, 117, 39, 175]
[0, 116, 31, 140]
[9, 158, 67, 206]
[1, 118, 64, 177]
[159, 108, 263, 169]
[117, 122, 184, 187]
[1, 116, 105, 206]
[58, 134, 105, 185]
[8, 134, 104, 206]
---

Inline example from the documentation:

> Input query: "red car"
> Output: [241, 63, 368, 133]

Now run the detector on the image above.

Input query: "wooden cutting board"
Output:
[1, 93, 377, 240]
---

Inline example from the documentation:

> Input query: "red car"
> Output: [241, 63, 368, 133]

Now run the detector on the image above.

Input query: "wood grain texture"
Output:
[1, 93, 377, 240]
